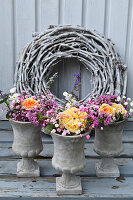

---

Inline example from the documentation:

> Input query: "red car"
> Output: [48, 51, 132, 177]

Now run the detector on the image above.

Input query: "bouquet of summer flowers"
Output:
[44, 91, 97, 136]
[83, 94, 133, 129]
[0, 88, 57, 127]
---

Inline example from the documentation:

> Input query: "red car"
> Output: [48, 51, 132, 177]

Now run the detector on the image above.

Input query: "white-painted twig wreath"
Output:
[15, 25, 127, 104]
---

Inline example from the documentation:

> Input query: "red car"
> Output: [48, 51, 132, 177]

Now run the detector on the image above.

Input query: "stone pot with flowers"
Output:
[44, 91, 96, 195]
[85, 94, 133, 177]
[0, 76, 57, 177]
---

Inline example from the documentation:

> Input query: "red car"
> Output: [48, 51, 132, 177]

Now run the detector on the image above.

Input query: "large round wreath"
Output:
[15, 25, 127, 104]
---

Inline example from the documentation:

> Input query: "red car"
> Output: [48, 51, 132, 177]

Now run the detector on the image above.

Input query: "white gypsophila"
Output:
[127, 98, 131, 101]
[76, 130, 81, 134]
[122, 96, 126, 99]
[66, 130, 70, 134]
[55, 124, 59, 128]
[72, 99, 77, 106]
[130, 109, 133, 113]
[7, 99, 16, 111]
[130, 102, 133, 107]
[81, 128, 84, 132]
[10, 87, 16, 94]
[51, 129, 56, 134]
[65, 94, 72, 101]
[63, 92, 68, 96]
[124, 102, 128, 106]
[66, 102, 71, 108]
[113, 117, 116, 121]
[117, 96, 121, 101]
[12, 93, 20, 98]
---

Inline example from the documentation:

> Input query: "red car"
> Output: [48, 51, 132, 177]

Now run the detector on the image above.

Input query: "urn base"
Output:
[17, 158, 40, 177]
[95, 158, 120, 178]
[56, 174, 82, 195]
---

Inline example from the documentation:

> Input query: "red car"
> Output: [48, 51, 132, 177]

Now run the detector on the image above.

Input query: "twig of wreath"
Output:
[15, 25, 127, 104]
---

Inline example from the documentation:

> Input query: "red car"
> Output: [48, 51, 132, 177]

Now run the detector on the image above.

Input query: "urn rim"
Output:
[51, 131, 90, 138]
[9, 118, 34, 125]
[97, 119, 126, 128]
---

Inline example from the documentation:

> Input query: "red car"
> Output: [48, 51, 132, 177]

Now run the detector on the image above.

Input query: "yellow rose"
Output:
[112, 103, 127, 116]
[59, 107, 87, 133]
[99, 103, 115, 116]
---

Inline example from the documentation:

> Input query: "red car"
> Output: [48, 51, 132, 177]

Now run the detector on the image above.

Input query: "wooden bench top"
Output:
[0, 121, 133, 199]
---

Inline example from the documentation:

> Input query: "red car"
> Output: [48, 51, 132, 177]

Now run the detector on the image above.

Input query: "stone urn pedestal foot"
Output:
[95, 157, 120, 178]
[56, 173, 82, 195]
[17, 157, 40, 177]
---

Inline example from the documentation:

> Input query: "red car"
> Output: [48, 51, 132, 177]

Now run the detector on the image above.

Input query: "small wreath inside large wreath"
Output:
[15, 25, 127, 104]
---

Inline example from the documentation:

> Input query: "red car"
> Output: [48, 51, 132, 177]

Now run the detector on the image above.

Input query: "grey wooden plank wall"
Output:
[0, 0, 133, 119]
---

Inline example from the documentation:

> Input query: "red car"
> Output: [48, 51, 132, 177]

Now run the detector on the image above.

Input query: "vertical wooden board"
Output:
[105, 0, 129, 60]
[0, 0, 14, 119]
[40, 0, 59, 30]
[125, 0, 133, 99]
[0, 0, 14, 91]
[60, 0, 82, 25]
[14, 0, 35, 58]
[84, 0, 105, 34]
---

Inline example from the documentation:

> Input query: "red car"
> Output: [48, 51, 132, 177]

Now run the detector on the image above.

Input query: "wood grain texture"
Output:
[0, 176, 132, 198]
[14, 0, 35, 58]
[84, 0, 106, 34]
[0, 158, 132, 178]
[0, 124, 132, 198]
[0, 141, 133, 159]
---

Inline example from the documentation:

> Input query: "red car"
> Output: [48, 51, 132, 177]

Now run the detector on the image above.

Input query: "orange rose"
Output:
[112, 103, 127, 116]
[99, 103, 115, 116]
[22, 98, 39, 110]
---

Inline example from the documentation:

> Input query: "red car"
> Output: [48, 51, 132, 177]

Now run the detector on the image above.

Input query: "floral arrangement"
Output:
[0, 88, 57, 127]
[0, 74, 59, 127]
[44, 91, 95, 136]
[49, 107, 87, 136]
[84, 94, 133, 129]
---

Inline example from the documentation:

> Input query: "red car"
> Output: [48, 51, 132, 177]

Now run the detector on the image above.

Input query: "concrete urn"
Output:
[51, 133, 87, 195]
[10, 119, 43, 177]
[94, 120, 125, 177]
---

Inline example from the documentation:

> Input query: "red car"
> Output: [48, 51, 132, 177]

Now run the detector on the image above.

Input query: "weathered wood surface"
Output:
[0, 121, 133, 198]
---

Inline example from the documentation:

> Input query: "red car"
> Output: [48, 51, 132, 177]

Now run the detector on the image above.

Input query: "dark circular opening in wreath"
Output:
[49, 58, 92, 101]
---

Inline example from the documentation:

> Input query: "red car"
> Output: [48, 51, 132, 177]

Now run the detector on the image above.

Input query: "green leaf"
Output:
[44, 124, 55, 134]
[0, 97, 8, 104]
[6, 113, 10, 119]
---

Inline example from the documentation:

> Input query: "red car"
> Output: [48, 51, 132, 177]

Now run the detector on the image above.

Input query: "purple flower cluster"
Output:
[80, 105, 99, 130]
[1, 90, 58, 126]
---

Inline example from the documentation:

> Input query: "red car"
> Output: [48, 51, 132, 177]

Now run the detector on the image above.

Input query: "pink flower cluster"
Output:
[79, 105, 99, 130]
[7, 91, 57, 126]
[83, 94, 133, 129]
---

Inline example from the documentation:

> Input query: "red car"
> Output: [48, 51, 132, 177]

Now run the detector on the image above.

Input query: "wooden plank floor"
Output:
[0, 121, 133, 199]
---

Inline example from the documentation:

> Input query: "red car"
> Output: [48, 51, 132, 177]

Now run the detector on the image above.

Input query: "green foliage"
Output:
[0, 97, 8, 104]
[6, 113, 10, 119]
[117, 112, 124, 122]
[44, 123, 55, 134]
